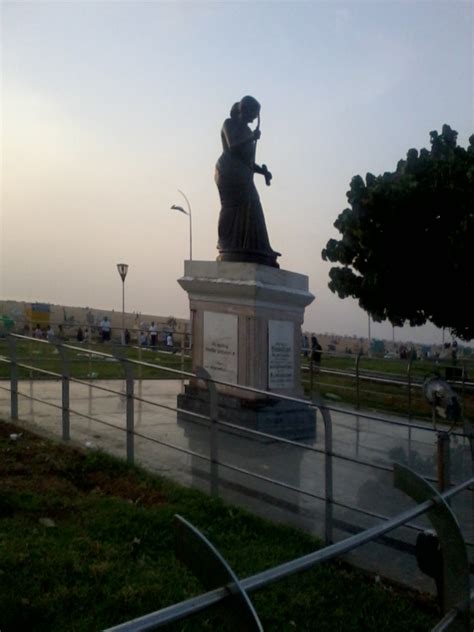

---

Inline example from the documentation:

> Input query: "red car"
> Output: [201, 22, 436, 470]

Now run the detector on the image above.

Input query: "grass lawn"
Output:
[0, 340, 191, 380]
[0, 419, 438, 632]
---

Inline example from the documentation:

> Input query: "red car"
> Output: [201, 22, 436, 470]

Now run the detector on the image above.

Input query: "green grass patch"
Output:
[302, 355, 474, 422]
[0, 340, 192, 380]
[0, 419, 437, 631]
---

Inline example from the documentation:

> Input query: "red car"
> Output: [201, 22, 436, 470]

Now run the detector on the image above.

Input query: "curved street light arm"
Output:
[177, 189, 192, 261]
[178, 189, 191, 217]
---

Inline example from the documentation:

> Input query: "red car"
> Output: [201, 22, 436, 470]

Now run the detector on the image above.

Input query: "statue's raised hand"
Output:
[262, 164, 272, 186]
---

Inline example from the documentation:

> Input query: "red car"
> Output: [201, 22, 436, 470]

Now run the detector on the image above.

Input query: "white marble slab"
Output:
[268, 320, 294, 389]
[203, 311, 238, 383]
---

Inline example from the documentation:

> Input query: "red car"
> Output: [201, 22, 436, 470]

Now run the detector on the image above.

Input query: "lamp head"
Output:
[423, 375, 461, 426]
[171, 204, 188, 215]
[117, 263, 129, 281]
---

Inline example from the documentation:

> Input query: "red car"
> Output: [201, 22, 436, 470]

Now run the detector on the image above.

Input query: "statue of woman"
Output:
[215, 96, 280, 268]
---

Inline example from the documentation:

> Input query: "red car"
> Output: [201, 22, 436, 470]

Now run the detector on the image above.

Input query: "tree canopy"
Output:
[322, 125, 474, 341]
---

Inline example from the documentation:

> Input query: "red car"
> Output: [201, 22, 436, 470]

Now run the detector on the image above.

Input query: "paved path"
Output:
[0, 378, 472, 593]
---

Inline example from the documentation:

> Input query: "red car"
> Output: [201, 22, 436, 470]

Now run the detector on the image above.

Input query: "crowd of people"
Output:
[138, 324, 175, 351]
[32, 323, 90, 342]
[29, 317, 176, 350]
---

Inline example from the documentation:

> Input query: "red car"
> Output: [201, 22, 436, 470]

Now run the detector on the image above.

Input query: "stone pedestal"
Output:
[177, 261, 316, 440]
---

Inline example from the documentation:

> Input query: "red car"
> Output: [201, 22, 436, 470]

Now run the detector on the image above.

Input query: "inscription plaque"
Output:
[203, 311, 238, 383]
[268, 320, 294, 389]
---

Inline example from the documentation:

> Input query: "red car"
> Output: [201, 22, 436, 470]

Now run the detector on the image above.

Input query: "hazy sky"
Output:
[1, 0, 473, 345]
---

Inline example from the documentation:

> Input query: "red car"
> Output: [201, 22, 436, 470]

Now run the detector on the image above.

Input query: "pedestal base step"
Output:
[177, 386, 316, 441]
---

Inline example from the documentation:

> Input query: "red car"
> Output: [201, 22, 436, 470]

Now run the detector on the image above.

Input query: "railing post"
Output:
[355, 414, 360, 458]
[88, 337, 93, 379]
[196, 366, 219, 497]
[407, 358, 413, 419]
[394, 464, 470, 629]
[125, 362, 134, 464]
[55, 341, 70, 441]
[138, 340, 143, 382]
[28, 333, 33, 386]
[114, 348, 135, 464]
[7, 335, 18, 420]
[407, 358, 413, 465]
[320, 404, 333, 545]
[136, 361, 143, 429]
[437, 431, 450, 493]
[355, 352, 361, 410]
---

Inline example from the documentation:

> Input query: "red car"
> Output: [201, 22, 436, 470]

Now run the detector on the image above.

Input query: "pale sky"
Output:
[1, 0, 473, 345]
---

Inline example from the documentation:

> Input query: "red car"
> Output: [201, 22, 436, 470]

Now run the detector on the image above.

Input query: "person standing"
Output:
[149, 321, 158, 348]
[100, 316, 111, 342]
[451, 339, 458, 365]
[46, 325, 55, 342]
[311, 334, 322, 367]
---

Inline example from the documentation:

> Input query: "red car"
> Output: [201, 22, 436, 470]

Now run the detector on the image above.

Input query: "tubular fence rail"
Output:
[302, 351, 474, 420]
[105, 471, 473, 631]
[2, 330, 473, 422]
[0, 333, 473, 631]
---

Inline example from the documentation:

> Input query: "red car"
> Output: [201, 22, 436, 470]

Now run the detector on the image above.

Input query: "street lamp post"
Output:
[367, 312, 372, 357]
[171, 189, 192, 260]
[117, 263, 129, 345]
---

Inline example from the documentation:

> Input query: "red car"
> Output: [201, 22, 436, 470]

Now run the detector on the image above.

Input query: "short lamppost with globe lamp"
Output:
[116, 263, 129, 345]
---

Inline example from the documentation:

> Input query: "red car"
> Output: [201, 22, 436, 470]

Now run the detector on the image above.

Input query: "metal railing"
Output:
[302, 350, 473, 419]
[1, 335, 472, 519]
[3, 333, 472, 421]
[0, 334, 473, 630]
[1, 334, 472, 517]
[103, 470, 473, 631]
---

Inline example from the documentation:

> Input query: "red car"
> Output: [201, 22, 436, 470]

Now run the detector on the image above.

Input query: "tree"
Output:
[321, 125, 474, 340]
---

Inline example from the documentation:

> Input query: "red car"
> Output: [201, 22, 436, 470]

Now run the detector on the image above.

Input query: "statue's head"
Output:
[239, 96, 260, 123]
[230, 102, 240, 119]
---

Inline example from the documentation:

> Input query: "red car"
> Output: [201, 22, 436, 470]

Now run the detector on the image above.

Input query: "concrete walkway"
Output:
[0, 378, 472, 593]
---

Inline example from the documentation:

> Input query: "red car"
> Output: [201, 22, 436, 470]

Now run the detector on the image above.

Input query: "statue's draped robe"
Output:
[215, 119, 278, 267]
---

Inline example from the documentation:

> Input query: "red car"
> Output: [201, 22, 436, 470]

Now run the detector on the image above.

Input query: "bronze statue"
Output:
[215, 96, 280, 268]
